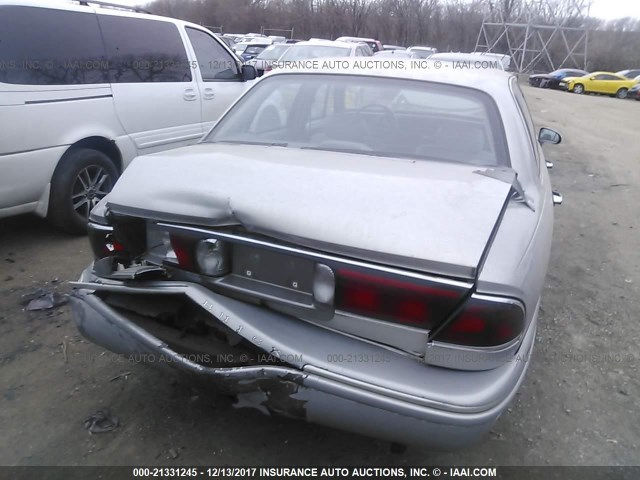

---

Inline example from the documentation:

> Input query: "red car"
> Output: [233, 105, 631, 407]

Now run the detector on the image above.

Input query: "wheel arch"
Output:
[53, 136, 123, 179]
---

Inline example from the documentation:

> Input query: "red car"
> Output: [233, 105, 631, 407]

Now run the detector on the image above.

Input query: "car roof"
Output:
[2, 0, 212, 32]
[337, 36, 376, 42]
[291, 40, 353, 48]
[432, 52, 494, 60]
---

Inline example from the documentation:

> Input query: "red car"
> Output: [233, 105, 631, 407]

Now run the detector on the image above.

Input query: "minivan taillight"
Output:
[334, 268, 467, 329]
[431, 295, 525, 347]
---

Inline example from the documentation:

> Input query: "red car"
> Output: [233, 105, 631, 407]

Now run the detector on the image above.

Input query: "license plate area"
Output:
[230, 244, 314, 294]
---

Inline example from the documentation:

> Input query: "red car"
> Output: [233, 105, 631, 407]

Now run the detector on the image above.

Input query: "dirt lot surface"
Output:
[1, 85, 639, 467]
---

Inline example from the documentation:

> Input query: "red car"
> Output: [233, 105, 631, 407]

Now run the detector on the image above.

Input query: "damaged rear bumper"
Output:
[70, 271, 536, 450]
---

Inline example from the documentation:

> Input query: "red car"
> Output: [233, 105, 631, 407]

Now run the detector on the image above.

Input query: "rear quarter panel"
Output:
[476, 81, 554, 328]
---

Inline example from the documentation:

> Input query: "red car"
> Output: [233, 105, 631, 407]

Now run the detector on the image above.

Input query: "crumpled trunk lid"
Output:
[106, 144, 512, 279]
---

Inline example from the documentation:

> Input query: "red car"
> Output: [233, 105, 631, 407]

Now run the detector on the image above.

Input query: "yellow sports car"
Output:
[560, 71, 639, 98]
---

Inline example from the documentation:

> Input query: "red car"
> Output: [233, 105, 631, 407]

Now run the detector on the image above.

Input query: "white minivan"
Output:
[0, 0, 257, 233]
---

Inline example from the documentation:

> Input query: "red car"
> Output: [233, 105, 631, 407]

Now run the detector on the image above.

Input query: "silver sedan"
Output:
[71, 61, 562, 449]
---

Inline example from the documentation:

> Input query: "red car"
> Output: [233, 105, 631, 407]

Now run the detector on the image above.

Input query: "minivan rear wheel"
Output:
[48, 148, 119, 235]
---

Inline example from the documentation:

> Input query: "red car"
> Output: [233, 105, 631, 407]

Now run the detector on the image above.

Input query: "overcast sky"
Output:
[116, 0, 640, 21]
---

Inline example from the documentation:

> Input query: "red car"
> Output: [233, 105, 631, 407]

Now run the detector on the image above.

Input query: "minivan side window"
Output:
[186, 28, 240, 81]
[0, 6, 107, 85]
[99, 15, 191, 83]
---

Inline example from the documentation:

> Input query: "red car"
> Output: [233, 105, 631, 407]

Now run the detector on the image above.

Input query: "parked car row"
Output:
[529, 68, 640, 100]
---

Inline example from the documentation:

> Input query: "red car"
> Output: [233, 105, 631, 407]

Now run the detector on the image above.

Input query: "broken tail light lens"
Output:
[169, 234, 197, 271]
[431, 295, 525, 347]
[334, 268, 466, 330]
[88, 223, 126, 259]
[195, 239, 230, 277]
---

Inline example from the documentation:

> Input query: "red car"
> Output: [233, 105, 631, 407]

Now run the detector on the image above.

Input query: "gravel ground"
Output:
[0, 85, 639, 466]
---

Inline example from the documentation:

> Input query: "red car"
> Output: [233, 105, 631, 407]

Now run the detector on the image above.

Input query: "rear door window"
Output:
[0, 6, 106, 85]
[99, 15, 191, 83]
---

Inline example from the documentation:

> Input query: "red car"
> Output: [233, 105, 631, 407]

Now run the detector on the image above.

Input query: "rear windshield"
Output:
[244, 46, 267, 55]
[411, 49, 436, 58]
[204, 73, 509, 166]
[257, 45, 290, 60]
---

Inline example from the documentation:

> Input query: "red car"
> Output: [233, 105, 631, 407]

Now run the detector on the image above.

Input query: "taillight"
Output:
[88, 224, 126, 259]
[431, 295, 525, 347]
[169, 234, 196, 270]
[335, 268, 466, 329]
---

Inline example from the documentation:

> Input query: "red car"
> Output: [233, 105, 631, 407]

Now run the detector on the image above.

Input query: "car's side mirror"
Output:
[538, 127, 561, 145]
[241, 65, 257, 81]
[590, 77, 596, 81]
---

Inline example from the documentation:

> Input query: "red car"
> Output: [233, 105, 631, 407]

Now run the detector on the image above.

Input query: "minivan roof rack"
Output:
[76, 1, 152, 14]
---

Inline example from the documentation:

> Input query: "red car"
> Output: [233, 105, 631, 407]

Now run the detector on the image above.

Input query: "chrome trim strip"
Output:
[156, 222, 473, 290]
[88, 222, 113, 232]
[24, 94, 113, 105]
[472, 292, 526, 311]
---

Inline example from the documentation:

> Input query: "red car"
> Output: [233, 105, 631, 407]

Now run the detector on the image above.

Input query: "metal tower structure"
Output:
[475, 0, 591, 73]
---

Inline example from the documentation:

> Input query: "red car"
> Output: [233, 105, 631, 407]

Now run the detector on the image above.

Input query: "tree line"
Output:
[145, 0, 640, 72]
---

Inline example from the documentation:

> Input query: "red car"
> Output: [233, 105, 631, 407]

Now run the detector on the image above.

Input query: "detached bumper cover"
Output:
[70, 270, 536, 449]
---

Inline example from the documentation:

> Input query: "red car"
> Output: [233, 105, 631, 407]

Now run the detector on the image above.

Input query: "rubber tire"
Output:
[573, 84, 584, 94]
[48, 148, 119, 235]
[616, 88, 628, 99]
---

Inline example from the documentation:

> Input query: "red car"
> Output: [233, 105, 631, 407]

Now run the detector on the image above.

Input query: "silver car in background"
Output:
[278, 40, 372, 61]
[71, 61, 562, 449]
[245, 43, 291, 76]
[407, 46, 438, 58]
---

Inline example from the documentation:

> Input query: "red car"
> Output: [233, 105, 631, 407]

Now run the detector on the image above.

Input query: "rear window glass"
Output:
[257, 45, 290, 60]
[99, 15, 191, 83]
[0, 6, 107, 85]
[205, 74, 509, 166]
[244, 46, 266, 55]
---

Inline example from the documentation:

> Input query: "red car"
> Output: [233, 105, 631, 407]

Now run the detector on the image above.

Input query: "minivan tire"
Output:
[48, 148, 119, 235]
